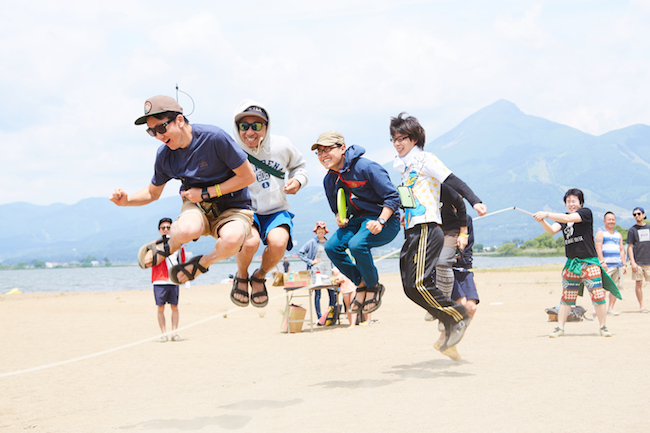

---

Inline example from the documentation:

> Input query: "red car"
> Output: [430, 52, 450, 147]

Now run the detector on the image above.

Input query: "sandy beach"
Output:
[1, 264, 649, 432]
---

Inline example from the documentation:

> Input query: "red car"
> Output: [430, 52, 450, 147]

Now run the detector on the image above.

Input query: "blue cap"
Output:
[633, 207, 645, 215]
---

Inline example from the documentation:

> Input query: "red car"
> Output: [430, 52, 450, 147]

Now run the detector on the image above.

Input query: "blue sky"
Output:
[1, 0, 648, 205]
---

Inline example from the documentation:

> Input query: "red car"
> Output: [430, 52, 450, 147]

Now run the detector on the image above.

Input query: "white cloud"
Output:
[1, 1, 649, 205]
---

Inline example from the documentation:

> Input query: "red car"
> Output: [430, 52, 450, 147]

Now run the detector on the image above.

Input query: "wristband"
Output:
[459, 233, 469, 238]
[215, 184, 222, 197]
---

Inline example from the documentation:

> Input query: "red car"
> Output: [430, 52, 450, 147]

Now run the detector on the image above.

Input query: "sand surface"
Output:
[1, 265, 649, 432]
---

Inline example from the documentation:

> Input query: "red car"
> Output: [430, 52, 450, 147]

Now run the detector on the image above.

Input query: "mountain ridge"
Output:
[2, 99, 648, 264]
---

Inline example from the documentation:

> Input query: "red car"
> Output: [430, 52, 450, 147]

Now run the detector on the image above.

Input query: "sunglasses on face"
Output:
[238, 122, 266, 132]
[159, 225, 171, 230]
[146, 119, 175, 137]
[314, 144, 343, 155]
[634, 213, 643, 216]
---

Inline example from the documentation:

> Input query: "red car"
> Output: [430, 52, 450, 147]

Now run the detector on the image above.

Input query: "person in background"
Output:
[627, 207, 650, 313]
[283, 257, 291, 273]
[298, 221, 336, 319]
[437, 215, 480, 361]
[151, 218, 187, 342]
[595, 211, 627, 315]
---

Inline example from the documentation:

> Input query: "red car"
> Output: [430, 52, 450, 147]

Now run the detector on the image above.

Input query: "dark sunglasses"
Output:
[159, 225, 171, 230]
[238, 122, 266, 132]
[146, 119, 175, 137]
[633, 212, 643, 216]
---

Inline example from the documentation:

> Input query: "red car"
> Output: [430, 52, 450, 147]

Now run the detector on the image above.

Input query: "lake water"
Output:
[0, 256, 567, 295]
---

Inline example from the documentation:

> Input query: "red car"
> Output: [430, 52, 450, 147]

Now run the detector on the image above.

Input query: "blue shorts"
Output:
[451, 269, 479, 304]
[253, 211, 294, 250]
[154, 284, 179, 306]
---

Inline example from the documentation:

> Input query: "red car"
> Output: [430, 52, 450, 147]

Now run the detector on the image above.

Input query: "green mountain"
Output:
[1, 99, 647, 264]
[423, 99, 647, 245]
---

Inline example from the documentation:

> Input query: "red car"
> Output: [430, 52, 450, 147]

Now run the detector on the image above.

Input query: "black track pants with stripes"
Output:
[400, 222, 468, 325]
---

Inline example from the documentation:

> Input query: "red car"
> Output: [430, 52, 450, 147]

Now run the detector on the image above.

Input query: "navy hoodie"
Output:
[323, 145, 400, 220]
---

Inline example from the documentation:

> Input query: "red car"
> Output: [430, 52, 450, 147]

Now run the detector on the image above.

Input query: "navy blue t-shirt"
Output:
[151, 124, 251, 209]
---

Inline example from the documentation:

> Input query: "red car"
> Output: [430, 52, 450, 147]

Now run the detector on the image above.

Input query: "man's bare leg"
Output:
[233, 229, 261, 304]
[249, 227, 290, 305]
[143, 211, 204, 267]
[157, 305, 167, 334]
[174, 220, 248, 284]
[170, 304, 179, 331]
[608, 292, 618, 313]
[635, 280, 645, 310]
[594, 302, 607, 327]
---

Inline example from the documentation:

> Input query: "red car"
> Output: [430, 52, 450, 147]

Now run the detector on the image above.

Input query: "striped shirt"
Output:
[601, 228, 623, 267]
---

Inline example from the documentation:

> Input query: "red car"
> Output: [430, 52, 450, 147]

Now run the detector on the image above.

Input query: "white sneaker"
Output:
[549, 327, 564, 338]
[600, 326, 612, 337]
[607, 310, 620, 316]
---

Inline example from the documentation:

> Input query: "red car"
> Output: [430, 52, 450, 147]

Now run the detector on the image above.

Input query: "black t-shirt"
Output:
[440, 183, 467, 234]
[627, 224, 650, 266]
[560, 207, 597, 259]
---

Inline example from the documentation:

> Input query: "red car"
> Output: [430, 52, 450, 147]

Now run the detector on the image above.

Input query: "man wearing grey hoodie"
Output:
[230, 100, 309, 308]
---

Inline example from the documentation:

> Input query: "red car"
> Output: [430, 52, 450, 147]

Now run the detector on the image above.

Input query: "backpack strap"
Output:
[247, 154, 285, 179]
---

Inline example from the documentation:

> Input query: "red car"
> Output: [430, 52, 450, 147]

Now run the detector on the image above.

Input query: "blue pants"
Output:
[315, 288, 337, 318]
[324, 216, 400, 288]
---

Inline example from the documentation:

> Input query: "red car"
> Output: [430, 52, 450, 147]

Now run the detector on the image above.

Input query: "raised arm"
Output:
[532, 211, 566, 235]
[443, 173, 486, 216]
[110, 182, 165, 207]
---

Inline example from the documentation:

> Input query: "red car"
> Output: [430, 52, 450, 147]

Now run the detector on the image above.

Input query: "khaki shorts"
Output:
[607, 266, 624, 289]
[180, 199, 253, 239]
[632, 264, 650, 282]
[443, 231, 459, 248]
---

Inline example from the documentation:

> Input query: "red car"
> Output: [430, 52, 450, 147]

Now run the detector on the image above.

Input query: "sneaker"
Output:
[600, 326, 612, 337]
[434, 341, 461, 361]
[445, 317, 471, 348]
[424, 312, 434, 322]
[607, 310, 620, 316]
[549, 327, 564, 338]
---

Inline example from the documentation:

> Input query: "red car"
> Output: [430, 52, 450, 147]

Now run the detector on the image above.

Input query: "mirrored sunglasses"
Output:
[238, 122, 266, 132]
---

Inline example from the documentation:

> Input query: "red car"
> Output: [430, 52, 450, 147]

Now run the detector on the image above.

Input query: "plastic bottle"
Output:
[316, 270, 322, 285]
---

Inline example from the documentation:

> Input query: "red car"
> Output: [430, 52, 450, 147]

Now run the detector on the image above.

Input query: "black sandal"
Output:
[349, 287, 366, 313]
[137, 236, 171, 269]
[362, 283, 385, 314]
[249, 268, 269, 308]
[170, 255, 209, 285]
[230, 275, 249, 307]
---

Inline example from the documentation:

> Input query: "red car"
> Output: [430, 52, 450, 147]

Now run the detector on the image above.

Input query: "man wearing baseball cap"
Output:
[110, 95, 255, 286]
[628, 207, 650, 312]
[313, 130, 401, 315]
